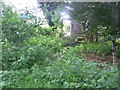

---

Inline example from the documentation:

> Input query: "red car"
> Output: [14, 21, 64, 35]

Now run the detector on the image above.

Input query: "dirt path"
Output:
[84, 52, 119, 68]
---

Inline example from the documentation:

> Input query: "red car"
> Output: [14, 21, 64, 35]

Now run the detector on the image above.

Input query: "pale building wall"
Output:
[63, 19, 82, 43]
[70, 20, 82, 42]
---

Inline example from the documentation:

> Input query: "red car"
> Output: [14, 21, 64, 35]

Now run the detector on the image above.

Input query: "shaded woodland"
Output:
[1, 1, 120, 88]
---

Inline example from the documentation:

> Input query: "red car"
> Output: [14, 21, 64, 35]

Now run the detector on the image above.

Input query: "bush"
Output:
[2, 50, 118, 88]
[66, 42, 120, 58]
[2, 34, 67, 70]
[70, 43, 112, 56]
[36, 27, 53, 36]
[84, 43, 112, 56]
[2, 5, 68, 70]
[2, 6, 36, 44]
[42, 51, 118, 88]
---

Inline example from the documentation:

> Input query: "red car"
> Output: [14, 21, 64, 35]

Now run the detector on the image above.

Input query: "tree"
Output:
[68, 2, 119, 65]
[2, 5, 37, 45]
[38, 2, 65, 30]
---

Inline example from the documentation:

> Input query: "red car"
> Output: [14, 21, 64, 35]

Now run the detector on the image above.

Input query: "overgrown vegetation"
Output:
[2, 50, 118, 88]
[1, 2, 119, 89]
[69, 43, 120, 57]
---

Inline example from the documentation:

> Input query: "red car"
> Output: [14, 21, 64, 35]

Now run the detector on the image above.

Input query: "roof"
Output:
[21, 14, 29, 19]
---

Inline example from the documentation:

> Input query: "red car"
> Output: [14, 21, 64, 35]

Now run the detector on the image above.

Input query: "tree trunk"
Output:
[112, 40, 116, 65]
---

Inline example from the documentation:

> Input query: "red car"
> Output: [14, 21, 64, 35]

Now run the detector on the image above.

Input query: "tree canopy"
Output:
[69, 2, 119, 42]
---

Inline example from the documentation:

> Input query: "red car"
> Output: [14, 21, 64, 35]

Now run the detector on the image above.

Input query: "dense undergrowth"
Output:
[69, 42, 120, 57]
[2, 38, 119, 88]
[2, 45, 119, 88]
[1, 5, 119, 88]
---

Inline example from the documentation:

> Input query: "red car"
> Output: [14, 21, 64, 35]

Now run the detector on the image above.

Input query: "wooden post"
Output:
[112, 40, 116, 65]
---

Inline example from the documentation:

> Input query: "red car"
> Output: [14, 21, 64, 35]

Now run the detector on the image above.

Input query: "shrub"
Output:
[72, 43, 112, 56]
[43, 51, 118, 88]
[2, 34, 67, 70]
[2, 50, 118, 88]
[2, 5, 67, 70]
[2, 6, 36, 44]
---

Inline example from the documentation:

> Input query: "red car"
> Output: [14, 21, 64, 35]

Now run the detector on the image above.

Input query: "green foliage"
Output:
[43, 55, 118, 88]
[68, 42, 120, 57]
[2, 50, 118, 88]
[69, 2, 119, 43]
[68, 43, 111, 56]
[37, 27, 52, 36]
[52, 7, 64, 29]
[116, 46, 120, 57]
[2, 69, 30, 88]
[2, 6, 36, 44]
[39, 2, 64, 29]
[2, 5, 67, 70]
[2, 3, 119, 89]
[2, 35, 67, 70]
[84, 43, 112, 56]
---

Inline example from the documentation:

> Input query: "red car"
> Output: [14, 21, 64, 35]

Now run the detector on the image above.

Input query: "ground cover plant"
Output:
[2, 47, 119, 88]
